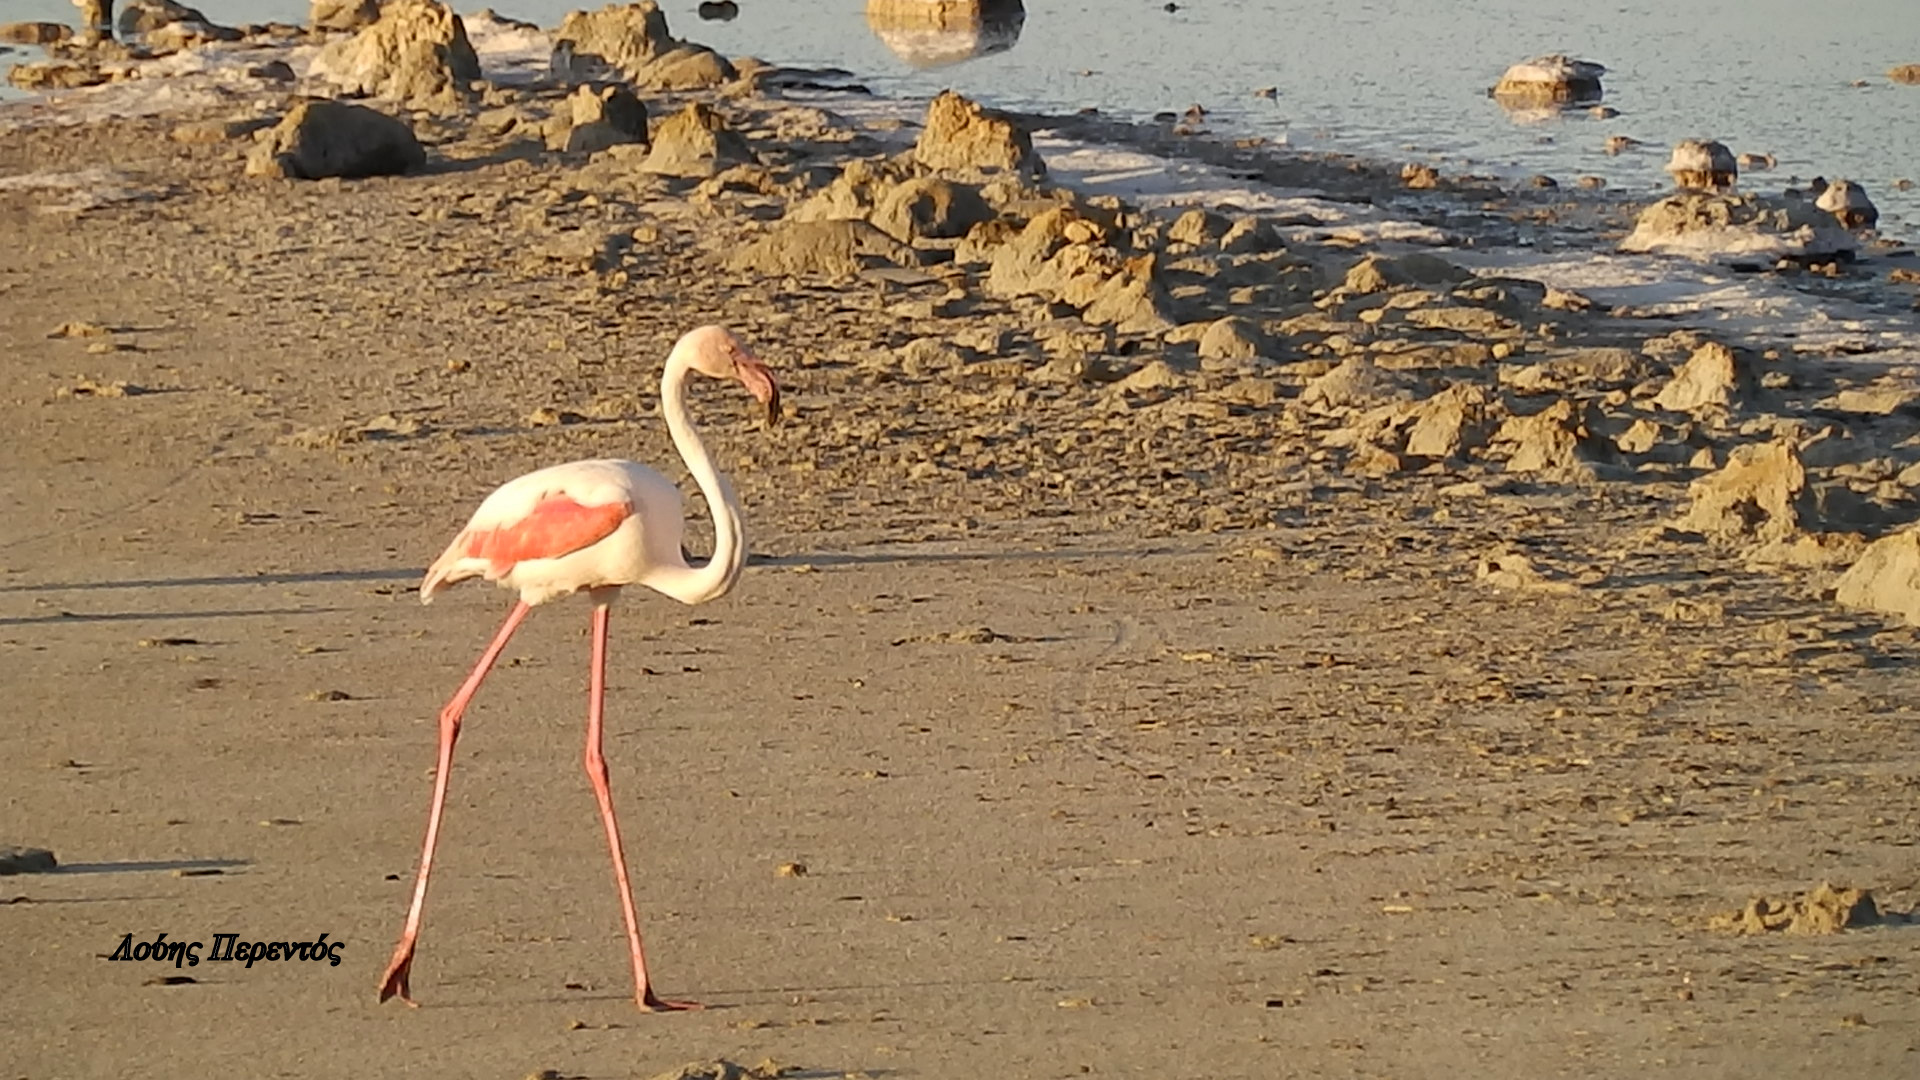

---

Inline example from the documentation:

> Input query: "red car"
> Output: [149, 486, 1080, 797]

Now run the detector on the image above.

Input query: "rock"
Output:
[547, 82, 648, 154]
[470, 7, 540, 33]
[1165, 208, 1226, 247]
[1814, 179, 1878, 229]
[1889, 63, 1920, 85]
[245, 100, 427, 180]
[1197, 316, 1266, 360]
[1341, 252, 1471, 294]
[1476, 546, 1578, 594]
[1652, 340, 1748, 413]
[643, 1059, 791, 1080]
[913, 89, 1044, 179]
[1080, 254, 1176, 333]
[1620, 192, 1857, 262]
[695, 163, 780, 199]
[1035, 320, 1112, 357]
[0, 846, 57, 875]
[1403, 383, 1494, 460]
[1709, 883, 1888, 935]
[47, 319, 111, 338]
[552, 1, 671, 73]
[1505, 348, 1649, 394]
[311, 0, 385, 32]
[144, 18, 243, 50]
[787, 157, 900, 222]
[1218, 216, 1276, 254]
[111, 0, 242, 48]
[1674, 439, 1809, 542]
[728, 219, 918, 279]
[6, 62, 109, 89]
[637, 44, 736, 90]
[1605, 135, 1641, 155]
[977, 206, 1172, 330]
[869, 176, 994, 241]
[1491, 398, 1615, 480]
[984, 207, 1086, 297]
[311, 0, 480, 108]
[117, 0, 215, 36]
[1114, 359, 1183, 393]
[1403, 306, 1519, 337]
[698, 0, 739, 20]
[1301, 355, 1403, 411]
[895, 336, 965, 375]
[1449, 276, 1546, 319]
[170, 116, 276, 143]
[1664, 138, 1737, 191]
[641, 103, 754, 177]
[249, 58, 297, 80]
[1341, 255, 1397, 294]
[552, 2, 735, 91]
[1491, 54, 1605, 104]
[953, 217, 1017, 264]
[1835, 531, 1920, 625]
[0, 21, 73, 44]
[1400, 162, 1439, 189]
[69, 0, 110, 41]
[1824, 384, 1920, 416]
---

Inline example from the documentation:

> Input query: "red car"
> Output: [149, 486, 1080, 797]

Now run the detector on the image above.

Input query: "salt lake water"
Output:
[2, 1, 1917, 231]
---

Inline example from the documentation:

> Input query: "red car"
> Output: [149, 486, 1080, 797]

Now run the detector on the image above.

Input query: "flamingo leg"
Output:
[378, 600, 532, 1006]
[586, 598, 701, 1012]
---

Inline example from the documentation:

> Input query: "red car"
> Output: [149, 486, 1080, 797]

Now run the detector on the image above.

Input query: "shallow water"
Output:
[3, 0, 1918, 234]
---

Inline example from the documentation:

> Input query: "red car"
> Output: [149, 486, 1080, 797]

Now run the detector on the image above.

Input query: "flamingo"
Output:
[376, 325, 781, 1013]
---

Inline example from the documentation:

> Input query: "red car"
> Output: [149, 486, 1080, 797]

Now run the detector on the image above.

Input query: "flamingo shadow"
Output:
[52, 858, 250, 875]
[0, 607, 347, 627]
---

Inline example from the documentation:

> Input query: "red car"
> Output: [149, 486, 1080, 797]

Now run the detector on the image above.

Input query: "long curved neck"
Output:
[651, 353, 747, 605]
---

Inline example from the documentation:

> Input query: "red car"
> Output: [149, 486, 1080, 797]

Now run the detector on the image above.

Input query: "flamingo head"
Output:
[679, 325, 781, 427]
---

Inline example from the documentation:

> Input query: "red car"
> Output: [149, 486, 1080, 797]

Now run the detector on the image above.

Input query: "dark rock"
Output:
[245, 100, 427, 180]
[0, 846, 57, 875]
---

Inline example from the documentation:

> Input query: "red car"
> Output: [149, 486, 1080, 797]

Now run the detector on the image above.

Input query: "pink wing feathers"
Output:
[421, 494, 632, 603]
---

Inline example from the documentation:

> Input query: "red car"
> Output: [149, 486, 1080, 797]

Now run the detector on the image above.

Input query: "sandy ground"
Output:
[4, 57, 1920, 1080]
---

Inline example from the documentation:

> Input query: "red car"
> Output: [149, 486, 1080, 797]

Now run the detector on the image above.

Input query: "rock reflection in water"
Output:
[865, 0, 1025, 71]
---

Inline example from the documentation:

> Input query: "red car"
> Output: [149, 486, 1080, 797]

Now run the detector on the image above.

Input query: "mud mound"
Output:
[1491, 54, 1604, 105]
[729, 219, 918, 280]
[1491, 398, 1617, 480]
[1708, 882, 1903, 935]
[552, 1, 736, 90]
[641, 103, 754, 177]
[1652, 340, 1751, 414]
[311, 0, 479, 108]
[914, 90, 1044, 179]
[1402, 383, 1496, 460]
[546, 82, 648, 154]
[1834, 530, 1920, 625]
[982, 207, 1175, 331]
[1621, 192, 1856, 262]
[870, 176, 995, 242]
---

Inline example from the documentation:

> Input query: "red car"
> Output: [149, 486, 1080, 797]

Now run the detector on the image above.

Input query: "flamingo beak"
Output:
[736, 356, 781, 428]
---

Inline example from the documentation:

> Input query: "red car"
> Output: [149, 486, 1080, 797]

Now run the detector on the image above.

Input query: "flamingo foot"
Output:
[637, 988, 703, 1013]
[377, 949, 419, 1007]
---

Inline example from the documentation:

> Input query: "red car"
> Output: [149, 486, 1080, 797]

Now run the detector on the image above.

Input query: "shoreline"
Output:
[5, 16, 1916, 351]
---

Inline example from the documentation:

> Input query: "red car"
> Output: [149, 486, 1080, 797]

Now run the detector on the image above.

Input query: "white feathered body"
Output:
[421, 459, 690, 607]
